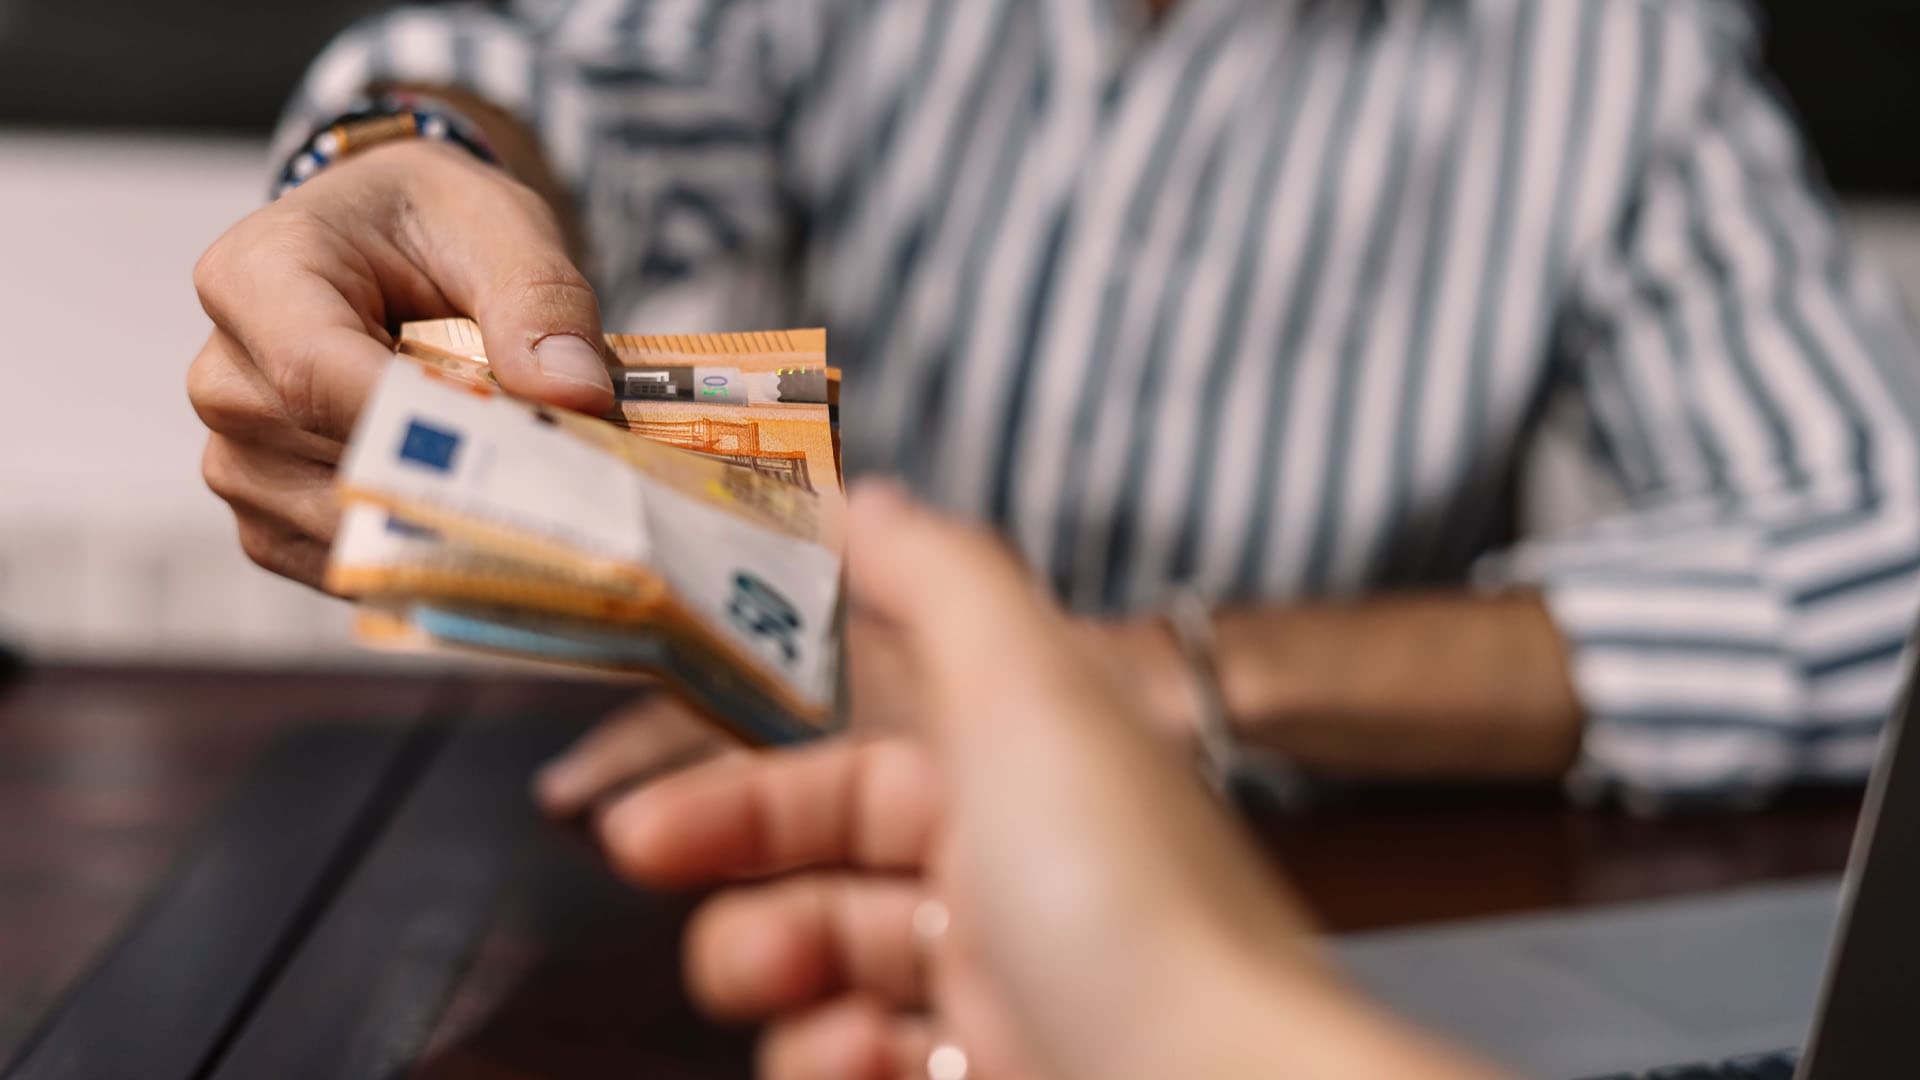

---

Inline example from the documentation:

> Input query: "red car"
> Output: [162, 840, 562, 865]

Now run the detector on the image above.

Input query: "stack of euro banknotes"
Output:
[329, 318, 846, 745]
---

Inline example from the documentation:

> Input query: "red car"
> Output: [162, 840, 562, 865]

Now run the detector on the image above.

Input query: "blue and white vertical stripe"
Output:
[281, 0, 1920, 806]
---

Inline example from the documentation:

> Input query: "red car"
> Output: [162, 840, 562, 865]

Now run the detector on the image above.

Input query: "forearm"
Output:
[1203, 592, 1584, 779]
[1098, 588, 1589, 772]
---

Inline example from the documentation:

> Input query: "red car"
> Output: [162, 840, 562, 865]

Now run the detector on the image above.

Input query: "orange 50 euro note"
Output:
[326, 322, 847, 746]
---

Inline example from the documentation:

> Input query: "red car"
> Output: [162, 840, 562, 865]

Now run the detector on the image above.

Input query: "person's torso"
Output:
[640, 0, 1659, 613]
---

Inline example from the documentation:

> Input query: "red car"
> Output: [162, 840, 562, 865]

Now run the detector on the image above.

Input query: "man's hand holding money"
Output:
[188, 137, 614, 588]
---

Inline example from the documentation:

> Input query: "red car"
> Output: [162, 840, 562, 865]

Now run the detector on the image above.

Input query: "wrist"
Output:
[375, 82, 583, 260]
[335, 136, 496, 190]
[1092, 616, 1203, 746]
[1129, 604, 1306, 751]
[274, 92, 498, 200]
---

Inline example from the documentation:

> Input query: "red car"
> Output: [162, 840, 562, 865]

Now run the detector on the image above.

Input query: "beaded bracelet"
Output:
[272, 92, 499, 199]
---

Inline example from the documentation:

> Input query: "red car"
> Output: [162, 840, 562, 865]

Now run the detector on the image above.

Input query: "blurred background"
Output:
[3, 0, 1920, 665]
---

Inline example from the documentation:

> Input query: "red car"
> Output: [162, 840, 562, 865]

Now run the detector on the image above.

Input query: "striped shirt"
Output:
[281, 0, 1920, 808]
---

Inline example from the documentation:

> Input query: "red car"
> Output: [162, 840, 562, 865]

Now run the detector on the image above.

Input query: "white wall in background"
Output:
[0, 130, 357, 661]
[2, 131, 1920, 662]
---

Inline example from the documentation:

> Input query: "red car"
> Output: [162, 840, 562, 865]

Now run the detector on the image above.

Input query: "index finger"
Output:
[196, 233, 396, 444]
[597, 737, 937, 890]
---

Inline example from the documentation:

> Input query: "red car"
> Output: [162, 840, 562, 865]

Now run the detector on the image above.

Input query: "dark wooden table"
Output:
[0, 663, 1867, 1078]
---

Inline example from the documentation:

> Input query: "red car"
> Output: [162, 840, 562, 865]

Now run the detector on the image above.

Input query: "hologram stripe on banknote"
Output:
[398, 318, 843, 496]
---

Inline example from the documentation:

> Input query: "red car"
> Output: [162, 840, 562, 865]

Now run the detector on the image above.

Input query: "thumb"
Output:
[421, 196, 615, 413]
[845, 479, 1058, 661]
[845, 479, 1084, 737]
[848, 484, 1332, 1060]
[845, 482, 1199, 825]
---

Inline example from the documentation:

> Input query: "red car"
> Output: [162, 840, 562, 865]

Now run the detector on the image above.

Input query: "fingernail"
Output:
[532, 334, 614, 394]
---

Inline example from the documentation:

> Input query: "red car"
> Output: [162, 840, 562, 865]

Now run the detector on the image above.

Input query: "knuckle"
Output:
[503, 265, 599, 333]
[195, 207, 329, 326]
[200, 439, 239, 502]
[509, 260, 593, 303]
[234, 517, 284, 574]
[194, 208, 290, 299]
[234, 514, 326, 588]
[188, 344, 282, 441]
[185, 345, 224, 413]
[191, 237, 229, 301]
[186, 344, 244, 429]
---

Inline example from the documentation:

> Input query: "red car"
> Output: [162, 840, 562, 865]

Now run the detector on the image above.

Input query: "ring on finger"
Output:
[912, 898, 951, 949]
[927, 1043, 969, 1080]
